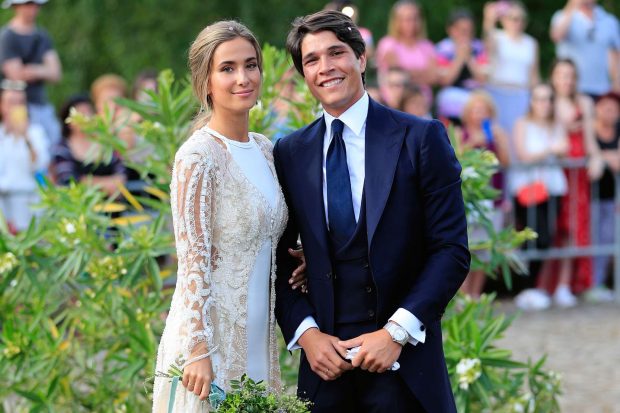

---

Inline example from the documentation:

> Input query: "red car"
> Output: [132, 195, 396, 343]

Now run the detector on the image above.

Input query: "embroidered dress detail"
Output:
[152, 126, 287, 412]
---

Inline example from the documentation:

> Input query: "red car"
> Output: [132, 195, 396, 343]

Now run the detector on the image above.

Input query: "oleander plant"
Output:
[0, 45, 559, 412]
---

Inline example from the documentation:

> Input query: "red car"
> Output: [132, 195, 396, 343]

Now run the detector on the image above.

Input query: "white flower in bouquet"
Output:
[480, 150, 499, 166]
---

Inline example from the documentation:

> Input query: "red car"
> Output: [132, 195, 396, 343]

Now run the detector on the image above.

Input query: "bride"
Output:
[153, 21, 305, 412]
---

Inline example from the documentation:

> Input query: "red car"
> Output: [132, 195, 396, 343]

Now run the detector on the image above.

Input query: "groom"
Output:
[274, 10, 470, 413]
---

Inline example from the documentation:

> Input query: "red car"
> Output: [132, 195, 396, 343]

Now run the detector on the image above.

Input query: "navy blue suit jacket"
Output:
[274, 98, 470, 413]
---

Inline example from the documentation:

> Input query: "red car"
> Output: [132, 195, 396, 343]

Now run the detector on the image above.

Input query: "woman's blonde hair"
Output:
[188, 20, 262, 131]
[90, 74, 127, 107]
[461, 90, 497, 124]
[387, 0, 426, 40]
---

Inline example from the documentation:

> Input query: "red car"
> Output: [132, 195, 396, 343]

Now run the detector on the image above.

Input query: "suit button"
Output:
[362, 261, 369, 269]
[368, 310, 375, 318]
[365, 286, 373, 293]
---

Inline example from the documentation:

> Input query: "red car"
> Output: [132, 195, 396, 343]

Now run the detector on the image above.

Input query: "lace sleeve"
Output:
[172, 151, 217, 366]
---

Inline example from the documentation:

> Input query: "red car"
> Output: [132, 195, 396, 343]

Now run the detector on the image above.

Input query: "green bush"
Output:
[444, 295, 561, 413]
[0, 45, 559, 412]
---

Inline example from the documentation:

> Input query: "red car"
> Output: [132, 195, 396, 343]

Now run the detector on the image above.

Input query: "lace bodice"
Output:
[153, 127, 288, 412]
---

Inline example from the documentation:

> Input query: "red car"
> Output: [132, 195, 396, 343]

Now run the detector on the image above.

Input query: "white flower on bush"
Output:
[456, 357, 482, 390]
[512, 401, 525, 413]
[521, 392, 535, 413]
[504, 392, 535, 413]
[114, 404, 127, 413]
[0, 252, 18, 274]
[65, 222, 76, 234]
[58, 217, 84, 246]
[546, 370, 562, 392]
[461, 166, 479, 181]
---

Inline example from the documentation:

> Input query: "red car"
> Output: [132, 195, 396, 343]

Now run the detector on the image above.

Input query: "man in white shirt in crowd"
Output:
[551, 0, 620, 99]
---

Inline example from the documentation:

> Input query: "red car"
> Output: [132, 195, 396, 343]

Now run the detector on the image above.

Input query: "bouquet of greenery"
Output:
[156, 365, 311, 413]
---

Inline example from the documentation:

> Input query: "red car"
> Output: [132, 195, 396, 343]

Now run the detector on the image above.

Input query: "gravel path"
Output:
[496, 301, 620, 413]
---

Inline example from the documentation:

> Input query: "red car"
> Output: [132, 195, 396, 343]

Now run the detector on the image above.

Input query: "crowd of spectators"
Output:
[0, 0, 157, 231]
[1, 0, 619, 308]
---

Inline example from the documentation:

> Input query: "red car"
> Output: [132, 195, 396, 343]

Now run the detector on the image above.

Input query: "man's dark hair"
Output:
[286, 10, 366, 83]
[447, 8, 473, 27]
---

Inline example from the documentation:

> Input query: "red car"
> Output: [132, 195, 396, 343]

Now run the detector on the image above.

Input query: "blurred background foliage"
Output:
[0, 0, 617, 107]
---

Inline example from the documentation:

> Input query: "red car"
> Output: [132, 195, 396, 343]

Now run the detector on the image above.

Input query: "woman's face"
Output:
[395, 4, 421, 39]
[135, 79, 157, 103]
[71, 101, 95, 135]
[466, 100, 492, 126]
[96, 86, 124, 116]
[595, 98, 620, 125]
[551, 62, 577, 97]
[403, 94, 428, 117]
[530, 85, 554, 119]
[448, 18, 473, 44]
[500, 5, 526, 34]
[208, 37, 261, 115]
[382, 69, 409, 108]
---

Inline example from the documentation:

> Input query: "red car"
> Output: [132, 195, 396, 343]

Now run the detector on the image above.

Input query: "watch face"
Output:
[394, 329, 407, 341]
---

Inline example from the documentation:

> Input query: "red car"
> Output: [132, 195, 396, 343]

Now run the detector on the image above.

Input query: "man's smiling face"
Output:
[300, 30, 366, 117]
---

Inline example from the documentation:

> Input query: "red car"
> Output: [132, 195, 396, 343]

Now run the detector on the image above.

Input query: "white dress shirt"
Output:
[288, 93, 426, 350]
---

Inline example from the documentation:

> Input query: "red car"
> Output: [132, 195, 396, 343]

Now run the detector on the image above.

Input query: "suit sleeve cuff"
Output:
[389, 308, 426, 345]
[287, 316, 319, 351]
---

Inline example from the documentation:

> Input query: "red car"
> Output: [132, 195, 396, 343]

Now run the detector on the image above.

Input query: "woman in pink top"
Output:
[376, 0, 437, 105]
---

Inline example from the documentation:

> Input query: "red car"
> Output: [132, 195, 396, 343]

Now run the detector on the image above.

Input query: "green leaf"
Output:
[480, 358, 527, 369]
[14, 389, 45, 403]
[147, 257, 162, 291]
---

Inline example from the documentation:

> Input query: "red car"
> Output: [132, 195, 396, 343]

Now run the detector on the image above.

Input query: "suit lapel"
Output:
[365, 99, 406, 247]
[292, 118, 331, 257]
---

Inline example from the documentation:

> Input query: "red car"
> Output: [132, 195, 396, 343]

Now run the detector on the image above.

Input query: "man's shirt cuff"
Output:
[287, 316, 319, 351]
[389, 308, 426, 345]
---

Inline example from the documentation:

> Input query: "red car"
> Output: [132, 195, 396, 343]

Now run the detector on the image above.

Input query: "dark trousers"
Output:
[514, 198, 558, 290]
[310, 321, 425, 413]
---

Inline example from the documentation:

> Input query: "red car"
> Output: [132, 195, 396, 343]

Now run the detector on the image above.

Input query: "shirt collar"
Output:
[580, 5, 604, 20]
[593, 5, 607, 20]
[323, 92, 369, 137]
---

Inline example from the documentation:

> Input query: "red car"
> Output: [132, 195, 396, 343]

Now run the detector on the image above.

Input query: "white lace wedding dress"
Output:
[152, 127, 287, 412]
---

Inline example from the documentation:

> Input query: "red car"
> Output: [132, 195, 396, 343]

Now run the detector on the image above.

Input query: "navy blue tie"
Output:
[326, 119, 356, 245]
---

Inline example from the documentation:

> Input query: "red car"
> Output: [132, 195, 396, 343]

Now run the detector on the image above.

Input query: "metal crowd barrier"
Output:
[505, 157, 620, 301]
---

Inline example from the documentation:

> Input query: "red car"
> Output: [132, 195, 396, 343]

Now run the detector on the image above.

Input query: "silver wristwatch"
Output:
[383, 321, 409, 346]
